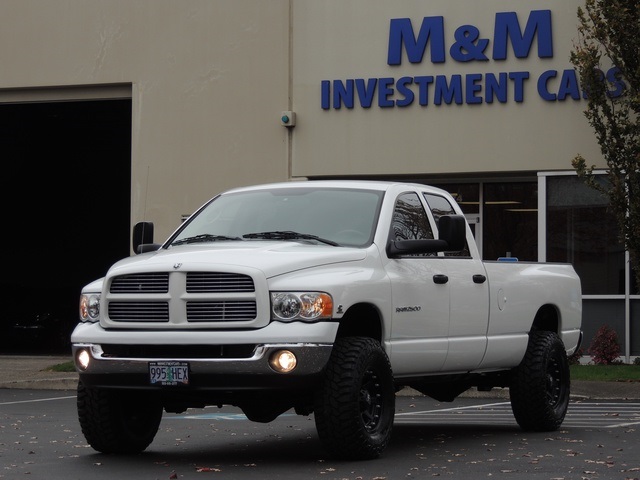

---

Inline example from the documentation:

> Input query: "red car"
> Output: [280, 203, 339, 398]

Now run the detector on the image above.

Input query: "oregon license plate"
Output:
[149, 361, 190, 386]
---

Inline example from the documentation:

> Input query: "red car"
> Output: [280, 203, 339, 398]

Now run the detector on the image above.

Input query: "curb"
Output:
[0, 377, 79, 391]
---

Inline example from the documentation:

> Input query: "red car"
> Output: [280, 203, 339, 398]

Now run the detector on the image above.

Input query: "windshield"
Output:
[170, 187, 384, 247]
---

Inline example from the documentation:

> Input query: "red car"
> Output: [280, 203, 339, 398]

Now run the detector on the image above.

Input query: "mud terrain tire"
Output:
[510, 331, 570, 431]
[77, 381, 163, 453]
[314, 337, 395, 460]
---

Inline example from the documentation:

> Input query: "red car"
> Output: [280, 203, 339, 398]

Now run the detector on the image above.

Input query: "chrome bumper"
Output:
[72, 342, 333, 378]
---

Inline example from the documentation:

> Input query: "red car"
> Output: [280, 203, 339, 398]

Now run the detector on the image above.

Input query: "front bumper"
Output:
[71, 321, 338, 391]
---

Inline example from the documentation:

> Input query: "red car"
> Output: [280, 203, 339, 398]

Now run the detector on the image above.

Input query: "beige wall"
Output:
[0, 0, 606, 241]
[291, 0, 604, 176]
[0, 0, 291, 240]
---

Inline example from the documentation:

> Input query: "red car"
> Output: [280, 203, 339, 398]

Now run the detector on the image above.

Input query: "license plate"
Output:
[149, 361, 190, 386]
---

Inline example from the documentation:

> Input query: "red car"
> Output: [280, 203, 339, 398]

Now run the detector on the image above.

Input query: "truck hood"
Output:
[107, 241, 368, 278]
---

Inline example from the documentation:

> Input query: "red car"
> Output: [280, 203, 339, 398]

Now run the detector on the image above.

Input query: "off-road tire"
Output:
[77, 381, 163, 453]
[314, 337, 395, 460]
[509, 331, 570, 431]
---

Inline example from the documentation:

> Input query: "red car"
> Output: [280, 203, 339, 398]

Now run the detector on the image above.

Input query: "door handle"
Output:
[433, 274, 449, 284]
[473, 274, 487, 284]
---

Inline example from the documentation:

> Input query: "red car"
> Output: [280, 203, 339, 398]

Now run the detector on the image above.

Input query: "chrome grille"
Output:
[106, 270, 260, 326]
[187, 301, 257, 322]
[110, 273, 169, 293]
[108, 302, 169, 322]
[187, 272, 254, 292]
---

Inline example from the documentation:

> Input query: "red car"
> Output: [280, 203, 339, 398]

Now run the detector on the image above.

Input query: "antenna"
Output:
[135, 165, 151, 253]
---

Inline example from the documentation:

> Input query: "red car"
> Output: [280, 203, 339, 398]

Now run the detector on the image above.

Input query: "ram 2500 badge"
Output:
[71, 180, 582, 460]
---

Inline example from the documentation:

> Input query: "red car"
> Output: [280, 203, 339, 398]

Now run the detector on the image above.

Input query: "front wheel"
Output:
[314, 337, 395, 460]
[77, 381, 163, 453]
[509, 331, 570, 431]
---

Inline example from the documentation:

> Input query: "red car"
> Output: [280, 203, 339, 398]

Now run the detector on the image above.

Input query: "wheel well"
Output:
[531, 304, 559, 334]
[335, 303, 383, 343]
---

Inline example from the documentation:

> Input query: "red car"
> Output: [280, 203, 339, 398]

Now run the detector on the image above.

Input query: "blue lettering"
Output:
[414, 76, 434, 105]
[558, 69, 581, 100]
[485, 73, 508, 103]
[539, 70, 586, 101]
[537, 70, 557, 101]
[378, 78, 395, 107]
[606, 67, 626, 98]
[333, 79, 354, 109]
[509, 71, 529, 102]
[387, 16, 446, 65]
[493, 10, 553, 60]
[434, 75, 463, 105]
[396, 77, 415, 107]
[355, 78, 377, 108]
[321, 71, 593, 109]
[450, 25, 489, 62]
[321, 80, 330, 109]
[466, 73, 483, 104]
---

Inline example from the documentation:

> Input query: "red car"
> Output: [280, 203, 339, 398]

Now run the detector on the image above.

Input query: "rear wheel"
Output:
[314, 337, 395, 460]
[509, 331, 570, 431]
[77, 381, 163, 453]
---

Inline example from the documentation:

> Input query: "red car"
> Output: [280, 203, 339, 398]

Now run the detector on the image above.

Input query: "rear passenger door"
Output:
[423, 193, 490, 371]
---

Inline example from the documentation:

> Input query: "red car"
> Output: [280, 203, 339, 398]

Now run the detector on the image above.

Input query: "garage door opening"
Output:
[0, 98, 132, 353]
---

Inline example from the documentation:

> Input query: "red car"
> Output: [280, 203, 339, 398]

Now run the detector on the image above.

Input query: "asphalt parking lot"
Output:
[1, 388, 639, 480]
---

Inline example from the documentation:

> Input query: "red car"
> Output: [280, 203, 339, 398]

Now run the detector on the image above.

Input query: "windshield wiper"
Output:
[172, 234, 242, 246]
[242, 230, 339, 246]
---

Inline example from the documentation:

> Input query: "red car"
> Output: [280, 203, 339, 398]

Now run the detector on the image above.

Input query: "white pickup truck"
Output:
[71, 180, 582, 460]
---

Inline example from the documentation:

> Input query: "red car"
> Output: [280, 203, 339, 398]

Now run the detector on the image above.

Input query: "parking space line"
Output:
[0, 395, 76, 406]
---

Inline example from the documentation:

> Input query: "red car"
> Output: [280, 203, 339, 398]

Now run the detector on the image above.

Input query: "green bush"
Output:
[587, 324, 621, 365]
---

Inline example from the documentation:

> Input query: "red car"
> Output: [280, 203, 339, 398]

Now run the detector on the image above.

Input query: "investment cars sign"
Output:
[321, 10, 624, 109]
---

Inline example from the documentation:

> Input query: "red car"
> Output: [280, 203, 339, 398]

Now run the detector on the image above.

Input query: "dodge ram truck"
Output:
[71, 180, 582, 460]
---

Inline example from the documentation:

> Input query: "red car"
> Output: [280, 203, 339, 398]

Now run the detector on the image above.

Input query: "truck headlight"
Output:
[270, 292, 333, 322]
[79, 294, 100, 323]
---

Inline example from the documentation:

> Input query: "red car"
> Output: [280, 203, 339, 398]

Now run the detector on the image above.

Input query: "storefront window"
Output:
[483, 182, 538, 261]
[432, 183, 479, 237]
[546, 175, 625, 295]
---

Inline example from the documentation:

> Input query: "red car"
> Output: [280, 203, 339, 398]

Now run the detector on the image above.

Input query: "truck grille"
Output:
[186, 272, 255, 292]
[187, 301, 257, 321]
[110, 273, 169, 293]
[106, 271, 259, 325]
[109, 302, 170, 322]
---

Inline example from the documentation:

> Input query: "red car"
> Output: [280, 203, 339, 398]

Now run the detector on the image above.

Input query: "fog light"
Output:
[77, 349, 91, 371]
[269, 350, 297, 373]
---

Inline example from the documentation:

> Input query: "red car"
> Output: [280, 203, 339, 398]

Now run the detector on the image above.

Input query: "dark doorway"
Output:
[0, 99, 132, 353]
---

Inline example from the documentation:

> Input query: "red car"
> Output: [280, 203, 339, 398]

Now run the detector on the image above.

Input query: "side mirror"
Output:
[386, 215, 467, 258]
[132, 222, 161, 254]
[386, 238, 448, 257]
[438, 215, 466, 251]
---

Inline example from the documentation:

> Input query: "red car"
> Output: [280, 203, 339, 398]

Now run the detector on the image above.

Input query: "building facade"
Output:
[0, 0, 636, 358]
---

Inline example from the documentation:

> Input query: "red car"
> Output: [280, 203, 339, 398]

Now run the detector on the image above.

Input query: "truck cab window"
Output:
[423, 193, 471, 257]
[390, 192, 434, 242]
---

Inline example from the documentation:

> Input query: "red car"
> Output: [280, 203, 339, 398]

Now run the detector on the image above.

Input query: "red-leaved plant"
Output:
[587, 324, 621, 365]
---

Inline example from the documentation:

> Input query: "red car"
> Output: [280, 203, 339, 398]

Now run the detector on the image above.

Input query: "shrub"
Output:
[587, 325, 621, 365]
[634, 357, 640, 366]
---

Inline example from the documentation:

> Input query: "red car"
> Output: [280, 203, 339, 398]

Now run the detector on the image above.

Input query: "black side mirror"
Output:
[438, 215, 466, 251]
[132, 222, 161, 254]
[386, 214, 467, 258]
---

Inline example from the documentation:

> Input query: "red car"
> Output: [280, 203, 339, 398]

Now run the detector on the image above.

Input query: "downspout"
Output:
[286, 0, 294, 179]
